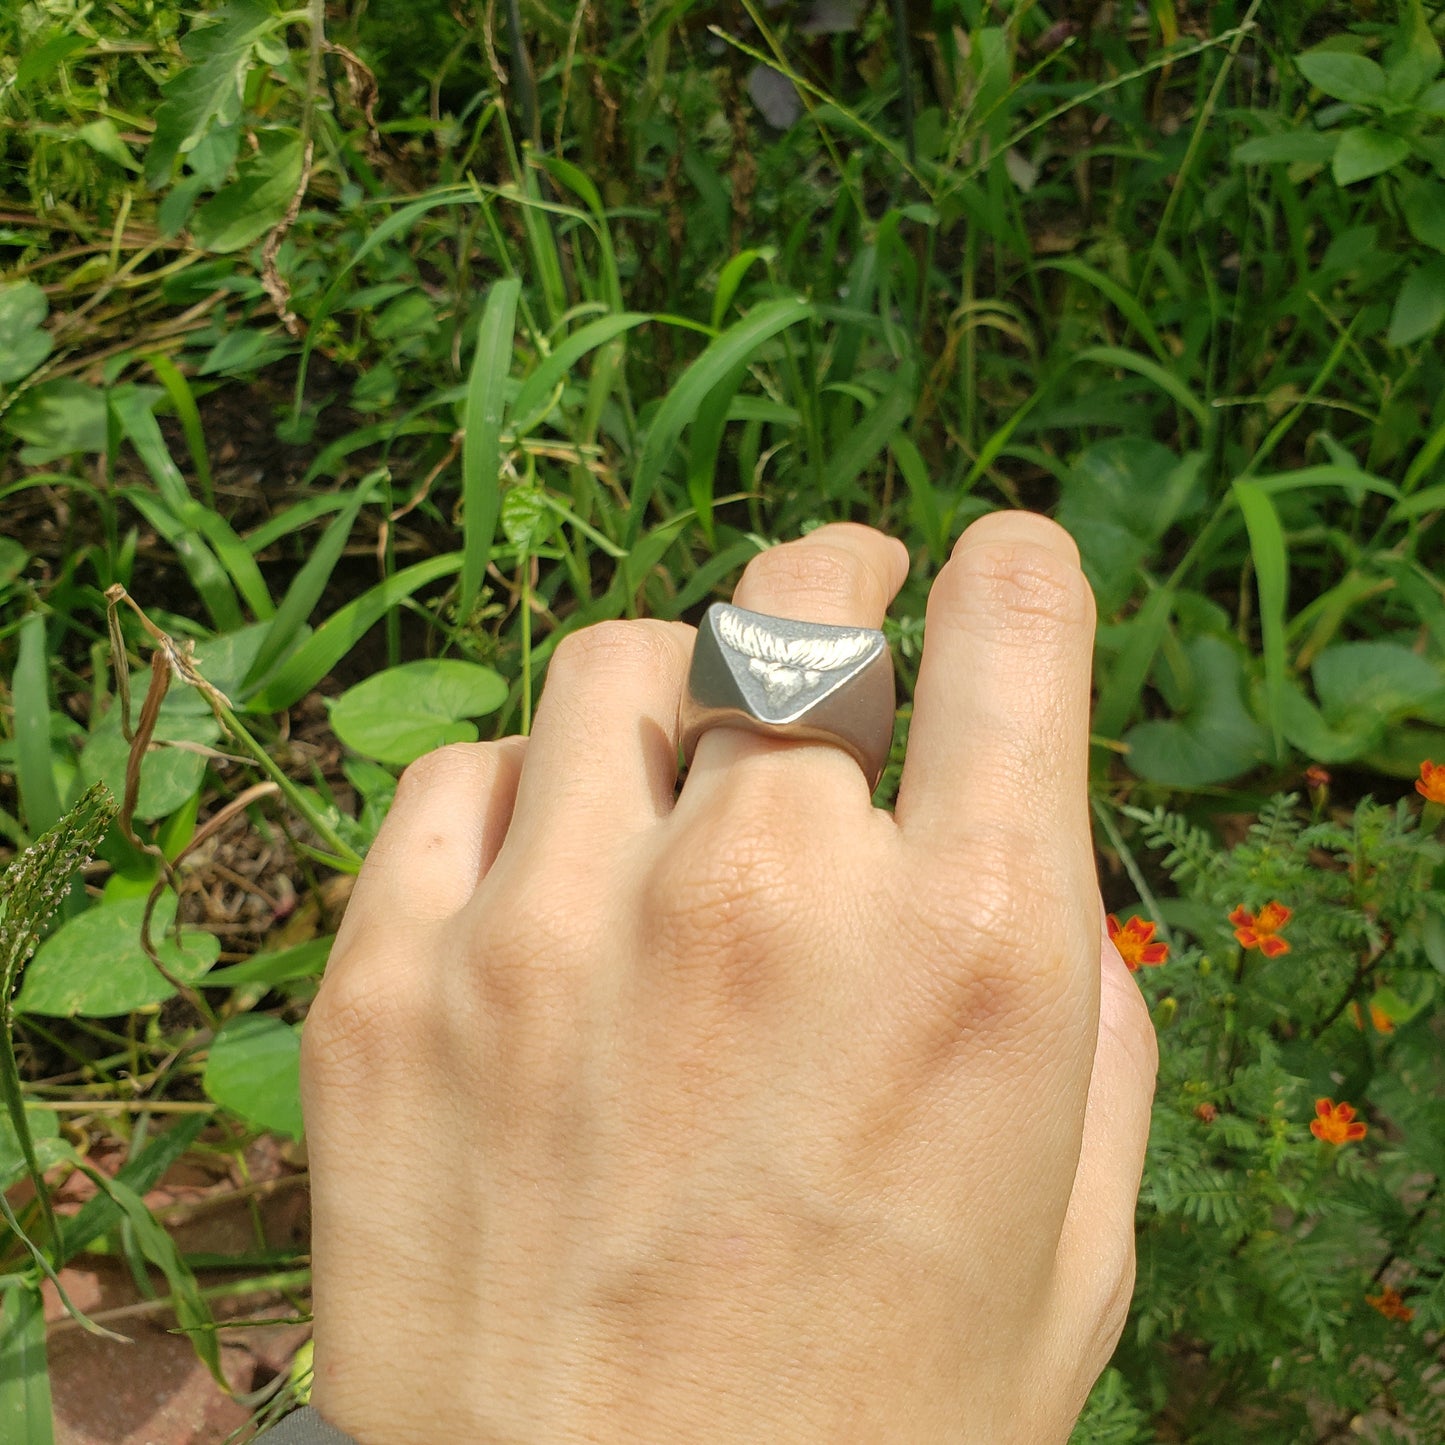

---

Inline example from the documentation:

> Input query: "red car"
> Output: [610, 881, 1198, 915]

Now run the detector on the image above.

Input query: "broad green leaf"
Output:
[1123, 636, 1271, 786]
[1057, 440, 1204, 616]
[17, 895, 220, 1017]
[0, 1107, 68, 1191]
[2, 379, 109, 460]
[459, 278, 522, 618]
[204, 1014, 304, 1138]
[1388, 258, 1445, 345]
[1386, 0, 1442, 99]
[1312, 640, 1445, 726]
[1232, 131, 1338, 167]
[1403, 178, 1445, 252]
[329, 659, 508, 765]
[0, 282, 53, 386]
[1331, 127, 1410, 185]
[190, 131, 304, 252]
[0, 1286, 53, 1445]
[146, 0, 287, 183]
[77, 704, 220, 823]
[1279, 680, 1379, 762]
[1296, 50, 1389, 106]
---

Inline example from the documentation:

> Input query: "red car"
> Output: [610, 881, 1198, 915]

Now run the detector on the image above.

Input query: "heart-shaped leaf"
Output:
[204, 1014, 303, 1139]
[1123, 636, 1271, 786]
[17, 895, 219, 1017]
[329, 659, 509, 765]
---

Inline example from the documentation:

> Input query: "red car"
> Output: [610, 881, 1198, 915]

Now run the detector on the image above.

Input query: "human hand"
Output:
[301, 511, 1158, 1444]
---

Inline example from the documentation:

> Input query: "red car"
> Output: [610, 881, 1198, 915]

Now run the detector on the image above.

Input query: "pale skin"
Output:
[301, 511, 1159, 1445]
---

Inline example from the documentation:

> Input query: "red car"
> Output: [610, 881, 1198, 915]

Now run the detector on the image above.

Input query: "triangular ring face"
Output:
[695, 603, 888, 725]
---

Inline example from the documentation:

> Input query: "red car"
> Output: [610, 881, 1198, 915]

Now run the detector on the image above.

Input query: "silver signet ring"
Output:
[679, 603, 896, 790]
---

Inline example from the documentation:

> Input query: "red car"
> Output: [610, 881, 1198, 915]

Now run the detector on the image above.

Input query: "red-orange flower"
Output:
[1417, 759, 1445, 805]
[1107, 913, 1169, 970]
[1350, 1001, 1395, 1034]
[1311, 1097, 1367, 1145]
[1230, 901, 1292, 956]
[1366, 1285, 1413, 1323]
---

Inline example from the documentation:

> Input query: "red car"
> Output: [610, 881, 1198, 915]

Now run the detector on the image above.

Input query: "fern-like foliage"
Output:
[1087, 787, 1445, 1438]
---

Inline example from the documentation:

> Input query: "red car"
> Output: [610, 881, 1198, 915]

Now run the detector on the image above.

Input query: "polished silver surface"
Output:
[679, 603, 896, 789]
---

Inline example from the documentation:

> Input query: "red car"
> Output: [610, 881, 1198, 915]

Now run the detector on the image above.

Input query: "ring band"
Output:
[679, 603, 896, 790]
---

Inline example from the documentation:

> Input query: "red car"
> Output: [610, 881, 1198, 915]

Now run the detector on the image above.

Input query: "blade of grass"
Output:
[121, 490, 244, 634]
[146, 353, 213, 510]
[1074, 345, 1210, 432]
[245, 553, 462, 713]
[1039, 259, 1169, 364]
[459, 278, 522, 620]
[243, 470, 386, 690]
[13, 614, 61, 838]
[0, 1284, 54, 1445]
[1233, 479, 1289, 761]
[627, 297, 813, 547]
[510, 313, 652, 437]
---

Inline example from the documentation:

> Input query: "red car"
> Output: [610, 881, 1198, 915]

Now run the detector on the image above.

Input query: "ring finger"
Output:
[677, 524, 910, 812]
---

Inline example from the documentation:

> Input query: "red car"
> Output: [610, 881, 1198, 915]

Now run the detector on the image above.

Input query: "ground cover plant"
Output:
[2, 0, 1445, 1439]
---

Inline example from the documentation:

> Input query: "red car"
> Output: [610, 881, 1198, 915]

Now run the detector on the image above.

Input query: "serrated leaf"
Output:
[189, 131, 304, 253]
[1331, 127, 1409, 185]
[145, 0, 287, 185]
[1388, 258, 1445, 345]
[0, 282, 53, 387]
[329, 659, 509, 765]
[16, 895, 219, 1017]
[1297, 50, 1389, 106]
[204, 1014, 303, 1138]
[500, 484, 552, 550]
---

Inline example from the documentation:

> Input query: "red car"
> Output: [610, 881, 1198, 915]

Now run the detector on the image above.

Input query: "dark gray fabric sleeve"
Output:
[251, 1406, 359, 1443]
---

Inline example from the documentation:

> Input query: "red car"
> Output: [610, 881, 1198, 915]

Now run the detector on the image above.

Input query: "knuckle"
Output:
[547, 618, 684, 682]
[466, 877, 594, 1015]
[303, 958, 427, 1092]
[938, 536, 1095, 635]
[393, 737, 515, 804]
[741, 537, 887, 618]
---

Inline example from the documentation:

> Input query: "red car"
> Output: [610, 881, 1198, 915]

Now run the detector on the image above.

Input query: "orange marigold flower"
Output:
[1229, 901, 1292, 956]
[1107, 913, 1169, 970]
[1365, 1285, 1413, 1323]
[1417, 759, 1445, 805]
[1311, 1097, 1367, 1145]
[1194, 1102, 1218, 1124]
